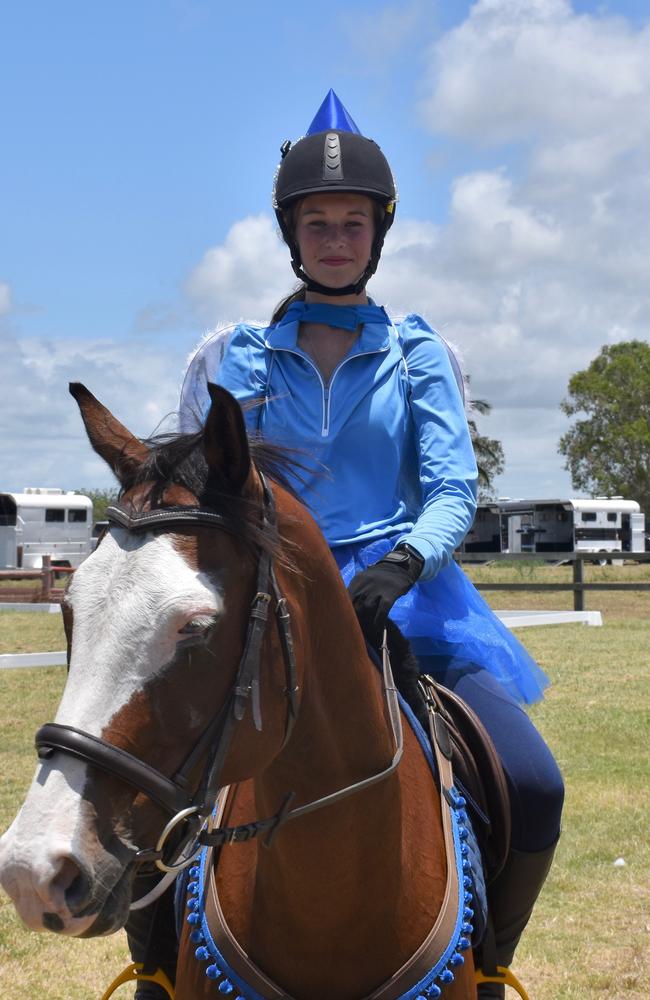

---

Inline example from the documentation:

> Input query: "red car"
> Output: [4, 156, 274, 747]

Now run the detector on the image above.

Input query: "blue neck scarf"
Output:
[283, 300, 388, 332]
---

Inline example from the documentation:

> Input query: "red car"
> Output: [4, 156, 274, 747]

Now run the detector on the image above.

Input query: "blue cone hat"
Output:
[306, 88, 361, 135]
[274, 89, 395, 210]
[273, 90, 397, 295]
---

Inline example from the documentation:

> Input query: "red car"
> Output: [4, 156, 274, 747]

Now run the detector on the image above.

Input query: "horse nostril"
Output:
[50, 855, 80, 893]
[43, 911, 65, 932]
[47, 856, 92, 916]
[65, 868, 93, 915]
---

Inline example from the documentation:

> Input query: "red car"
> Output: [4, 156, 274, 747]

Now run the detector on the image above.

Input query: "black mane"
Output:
[119, 428, 303, 558]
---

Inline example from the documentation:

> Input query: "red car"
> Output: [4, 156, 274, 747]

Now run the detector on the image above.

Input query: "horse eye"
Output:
[178, 615, 216, 637]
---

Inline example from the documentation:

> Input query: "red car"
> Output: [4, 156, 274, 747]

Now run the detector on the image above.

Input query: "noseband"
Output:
[35, 472, 403, 876]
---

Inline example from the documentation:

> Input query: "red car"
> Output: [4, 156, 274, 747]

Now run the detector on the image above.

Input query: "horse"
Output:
[0, 383, 478, 1000]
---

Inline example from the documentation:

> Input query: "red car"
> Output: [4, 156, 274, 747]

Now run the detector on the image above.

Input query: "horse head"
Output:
[0, 383, 316, 937]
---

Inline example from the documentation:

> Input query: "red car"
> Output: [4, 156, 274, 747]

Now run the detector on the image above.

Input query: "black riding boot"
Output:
[125, 874, 179, 999]
[476, 842, 557, 999]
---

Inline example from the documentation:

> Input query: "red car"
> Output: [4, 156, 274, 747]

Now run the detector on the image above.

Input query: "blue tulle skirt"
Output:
[333, 538, 549, 705]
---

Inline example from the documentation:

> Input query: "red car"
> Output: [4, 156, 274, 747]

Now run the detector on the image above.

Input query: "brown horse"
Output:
[0, 383, 476, 999]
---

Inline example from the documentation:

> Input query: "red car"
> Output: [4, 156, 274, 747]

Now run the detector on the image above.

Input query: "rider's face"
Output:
[294, 193, 375, 290]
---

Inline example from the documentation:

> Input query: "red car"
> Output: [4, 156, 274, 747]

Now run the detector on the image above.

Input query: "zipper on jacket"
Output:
[322, 383, 331, 436]
[272, 347, 388, 438]
[321, 348, 386, 436]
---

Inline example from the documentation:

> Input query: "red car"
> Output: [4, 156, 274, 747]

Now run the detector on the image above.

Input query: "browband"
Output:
[106, 504, 241, 536]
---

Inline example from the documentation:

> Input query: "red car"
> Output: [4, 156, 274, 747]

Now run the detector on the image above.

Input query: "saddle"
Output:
[417, 674, 511, 885]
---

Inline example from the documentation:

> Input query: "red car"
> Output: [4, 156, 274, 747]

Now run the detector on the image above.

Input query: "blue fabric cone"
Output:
[306, 89, 361, 135]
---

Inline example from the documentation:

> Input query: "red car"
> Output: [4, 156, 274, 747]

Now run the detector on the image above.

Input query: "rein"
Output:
[34, 472, 403, 878]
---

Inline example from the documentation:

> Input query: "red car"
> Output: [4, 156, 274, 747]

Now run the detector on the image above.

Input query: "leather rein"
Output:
[34, 472, 404, 876]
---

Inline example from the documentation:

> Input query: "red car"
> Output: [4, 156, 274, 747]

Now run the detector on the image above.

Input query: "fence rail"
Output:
[454, 550, 650, 611]
[0, 556, 73, 603]
[2, 552, 649, 612]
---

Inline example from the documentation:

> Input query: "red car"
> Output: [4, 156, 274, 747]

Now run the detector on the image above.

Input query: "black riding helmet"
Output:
[273, 93, 397, 296]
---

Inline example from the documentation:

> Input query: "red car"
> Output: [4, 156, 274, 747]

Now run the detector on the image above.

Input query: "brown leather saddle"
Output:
[418, 674, 511, 884]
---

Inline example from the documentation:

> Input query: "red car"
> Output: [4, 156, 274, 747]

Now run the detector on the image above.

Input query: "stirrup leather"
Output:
[475, 965, 530, 999]
[100, 962, 175, 999]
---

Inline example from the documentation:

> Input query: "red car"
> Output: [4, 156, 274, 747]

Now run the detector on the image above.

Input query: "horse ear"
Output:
[69, 383, 149, 485]
[203, 384, 252, 493]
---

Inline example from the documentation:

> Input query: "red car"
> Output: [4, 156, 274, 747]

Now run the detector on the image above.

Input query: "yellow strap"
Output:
[100, 962, 175, 1000]
[475, 965, 530, 1000]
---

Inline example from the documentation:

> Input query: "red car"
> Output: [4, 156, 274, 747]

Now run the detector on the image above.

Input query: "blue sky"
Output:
[2, 0, 650, 501]
[2, 1, 468, 341]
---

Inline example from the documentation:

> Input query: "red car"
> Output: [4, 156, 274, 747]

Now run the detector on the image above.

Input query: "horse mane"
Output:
[118, 427, 306, 563]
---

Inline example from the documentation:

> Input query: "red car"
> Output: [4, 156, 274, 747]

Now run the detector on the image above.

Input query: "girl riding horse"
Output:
[161, 91, 563, 998]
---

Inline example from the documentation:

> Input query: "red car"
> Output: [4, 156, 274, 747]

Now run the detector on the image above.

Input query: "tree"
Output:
[466, 385, 505, 502]
[558, 340, 650, 513]
[77, 487, 119, 524]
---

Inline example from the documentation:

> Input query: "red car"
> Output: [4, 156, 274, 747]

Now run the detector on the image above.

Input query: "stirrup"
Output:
[100, 962, 175, 999]
[475, 965, 530, 1000]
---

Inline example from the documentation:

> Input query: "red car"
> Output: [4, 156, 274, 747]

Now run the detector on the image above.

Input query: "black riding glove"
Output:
[347, 544, 425, 645]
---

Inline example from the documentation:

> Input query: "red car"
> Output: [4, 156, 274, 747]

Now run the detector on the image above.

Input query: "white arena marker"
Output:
[0, 651, 67, 670]
[0, 604, 61, 613]
[497, 610, 603, 628]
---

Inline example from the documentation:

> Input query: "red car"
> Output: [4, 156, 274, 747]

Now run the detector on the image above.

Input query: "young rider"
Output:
[132, 91, 564, 999]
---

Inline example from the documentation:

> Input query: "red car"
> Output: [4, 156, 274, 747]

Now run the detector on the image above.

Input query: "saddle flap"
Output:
[420, 676, 511, 883]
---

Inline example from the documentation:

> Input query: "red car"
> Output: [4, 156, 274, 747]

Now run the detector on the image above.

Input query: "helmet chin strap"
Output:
[290, 258, 371, 297]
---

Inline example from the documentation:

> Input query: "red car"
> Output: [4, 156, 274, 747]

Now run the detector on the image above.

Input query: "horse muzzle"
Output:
[0, 773, 135, 938]
[0, 831, 134, 936]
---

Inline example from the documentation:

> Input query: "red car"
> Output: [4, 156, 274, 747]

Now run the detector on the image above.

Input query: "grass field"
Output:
[1, 568, 649, 998]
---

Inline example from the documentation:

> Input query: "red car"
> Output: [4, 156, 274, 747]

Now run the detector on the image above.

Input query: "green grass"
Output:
[0, 611, 65, 654]
[0, 664, 130, 999]
[1, 585, 650, 998]
[509, 618, 650, 998]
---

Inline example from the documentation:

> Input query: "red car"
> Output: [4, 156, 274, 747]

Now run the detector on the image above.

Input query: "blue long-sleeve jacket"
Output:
[179, 302, 477, 580]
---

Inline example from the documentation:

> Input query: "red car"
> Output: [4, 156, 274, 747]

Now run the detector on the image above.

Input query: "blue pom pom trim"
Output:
[185, 780, 474, 998]
[184, 684, 478, 998]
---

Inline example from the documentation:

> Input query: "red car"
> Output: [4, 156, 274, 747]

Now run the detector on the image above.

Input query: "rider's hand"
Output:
[347, 544, 425, 645]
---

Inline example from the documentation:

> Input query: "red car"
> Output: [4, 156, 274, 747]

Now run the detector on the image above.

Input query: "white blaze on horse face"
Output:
[0, 529, 222, 935]
[57, 527, 222, 731]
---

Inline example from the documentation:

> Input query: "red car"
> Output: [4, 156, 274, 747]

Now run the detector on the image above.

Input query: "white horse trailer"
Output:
[499, 498, 645, 556]
[461, 503, 502, 553]
[0, 488, 93, 570]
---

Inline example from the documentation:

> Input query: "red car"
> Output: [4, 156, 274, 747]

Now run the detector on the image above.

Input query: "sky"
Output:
[2, 0, 649, 502]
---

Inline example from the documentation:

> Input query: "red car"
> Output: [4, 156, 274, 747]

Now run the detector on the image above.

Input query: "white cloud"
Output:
[0, 326, 190, 494]
[421, 0, 650, 149]
[185, 214, 289, 325]
[397, 0, 650, 498]
[0, 281, 11, 316]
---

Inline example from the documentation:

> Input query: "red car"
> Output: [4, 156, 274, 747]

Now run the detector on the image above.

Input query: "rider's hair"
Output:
[271, 285, 307, 325]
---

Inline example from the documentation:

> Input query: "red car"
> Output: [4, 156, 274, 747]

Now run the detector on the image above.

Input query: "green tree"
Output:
[77, 487, 119, 524]
[558, 340, 650, 513]
[467, 387, 505, 502]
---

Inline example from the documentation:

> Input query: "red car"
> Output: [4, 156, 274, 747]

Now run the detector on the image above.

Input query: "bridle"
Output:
[34, 471, 403, 879]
